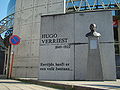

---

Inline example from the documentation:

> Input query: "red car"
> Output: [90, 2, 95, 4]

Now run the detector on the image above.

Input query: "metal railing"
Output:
[0, 13, 14, 34]
[0, 14, 14, 49]
[66, 0, 120, 12]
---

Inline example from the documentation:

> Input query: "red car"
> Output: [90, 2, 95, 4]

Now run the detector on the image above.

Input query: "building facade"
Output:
[6, 0, 120, 79]
[12, 0, 65, 78]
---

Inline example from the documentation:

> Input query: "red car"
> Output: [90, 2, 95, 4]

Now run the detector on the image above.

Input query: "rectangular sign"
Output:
[39, 14, 74, 80]
[90, 40, 97, 49]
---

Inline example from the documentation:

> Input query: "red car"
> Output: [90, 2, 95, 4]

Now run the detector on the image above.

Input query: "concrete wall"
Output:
[12, 0, 65, 78]
[12, 0, 116, 80]
[39, 11, 116, 80]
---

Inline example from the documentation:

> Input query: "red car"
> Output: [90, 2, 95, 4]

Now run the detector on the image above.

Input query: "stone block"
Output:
[15, 68, 27, 78]
[22, 0, 33, 10]
[17, 40, 31, 57]
[47, 2, 64, 14]
[13, 25, 20, 35]
[33, 6, 47, 22]
[40, 14, 74, 43]
[14, 12, 21, 26]
[75, 45, 88, 80]
[34, 0, 48, 7]
[31, 22, 41, 39]
[26, 68, 39, 78]
[48, 0, 64, 4]
[15, 0, 22, 12]
[21, 8, 33, 25]
[100, 43, 116, 80]
[20, 24, 32, 40]
[31, 40, 40, 57]
[75, 11, 114, 43]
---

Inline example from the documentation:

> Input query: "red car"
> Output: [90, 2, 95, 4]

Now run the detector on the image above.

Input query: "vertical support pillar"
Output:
[3, 51, 8, 75]
[8, 51, 14, 78]
[86, 24, 103, 81]
[118, 20, 120, 55]
[6, 45, 11, 78]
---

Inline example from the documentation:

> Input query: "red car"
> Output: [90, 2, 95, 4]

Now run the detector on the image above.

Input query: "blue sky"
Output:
[0, 0, 10, 20]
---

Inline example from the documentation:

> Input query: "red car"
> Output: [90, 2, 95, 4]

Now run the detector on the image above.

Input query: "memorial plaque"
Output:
[90, 40, 97, 49]
[39, 11, 116, 80]
[39, 14, 74, 80]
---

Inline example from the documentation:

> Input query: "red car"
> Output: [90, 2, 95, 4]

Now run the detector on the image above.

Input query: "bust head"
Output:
[90, 24, 97, 31]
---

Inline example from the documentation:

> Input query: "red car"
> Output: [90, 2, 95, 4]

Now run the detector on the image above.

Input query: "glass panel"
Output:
[7, 0, 16, 15]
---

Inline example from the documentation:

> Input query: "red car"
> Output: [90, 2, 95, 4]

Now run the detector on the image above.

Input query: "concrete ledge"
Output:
[15, 78, 109, 90]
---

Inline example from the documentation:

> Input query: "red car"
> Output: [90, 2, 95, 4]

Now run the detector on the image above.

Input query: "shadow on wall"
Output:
[0, 51, 5, 75]
[116, 55, 120, 79]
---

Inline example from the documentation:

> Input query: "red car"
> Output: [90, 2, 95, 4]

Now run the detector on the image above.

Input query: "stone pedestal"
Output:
[86, 24, 103, 80]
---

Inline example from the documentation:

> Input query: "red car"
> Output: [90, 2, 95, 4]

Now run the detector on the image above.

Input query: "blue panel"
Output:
[10, 36, 20, 44]
[7, 0, 16, 15]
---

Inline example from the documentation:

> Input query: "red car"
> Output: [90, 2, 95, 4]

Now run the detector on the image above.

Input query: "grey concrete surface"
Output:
[13, 0, 116, 80]
[39, 11, 116, 80]
[16, 78, 120, 90]
[41, 80, 120, 90]
[12, 0, 65, 78]
[0, 79, 58, 90]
